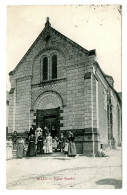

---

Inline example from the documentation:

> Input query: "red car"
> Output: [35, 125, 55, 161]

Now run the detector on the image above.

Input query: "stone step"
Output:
[12, 150, 17, 158]
[12, 150, 67, 158]
[12, 151, 16, 153]
[36, 152, 66, 157]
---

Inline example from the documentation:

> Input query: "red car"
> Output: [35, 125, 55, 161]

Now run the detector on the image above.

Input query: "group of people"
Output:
[26, 125, 77, 157]
[26, 125, 52, 157]
[6, 125, 77, 160]
[6, 135, 25, 160]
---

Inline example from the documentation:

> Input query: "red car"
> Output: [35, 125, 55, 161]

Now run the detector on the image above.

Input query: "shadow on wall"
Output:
[96, 178, 122, 189]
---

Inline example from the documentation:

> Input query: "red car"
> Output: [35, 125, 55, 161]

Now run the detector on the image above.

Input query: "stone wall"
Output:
[111, 90, 122, 147]
[15, 78, 31, 133]
[8, 92, 15, 133]
[98, 79, 108, 145]
[60, 56, 95, 132]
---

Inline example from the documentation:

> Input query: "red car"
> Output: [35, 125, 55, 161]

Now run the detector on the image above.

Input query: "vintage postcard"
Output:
[6, 5, 122, 189]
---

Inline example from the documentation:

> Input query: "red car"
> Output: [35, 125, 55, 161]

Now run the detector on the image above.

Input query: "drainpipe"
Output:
[13, 84, 16, 133]
[29, 77, 32, 130]
[91, 70, 95, 157]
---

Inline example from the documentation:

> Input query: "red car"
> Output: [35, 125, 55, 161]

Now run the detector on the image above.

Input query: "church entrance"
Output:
[36, 107, 60, 137]
[43, 115, 56, 131]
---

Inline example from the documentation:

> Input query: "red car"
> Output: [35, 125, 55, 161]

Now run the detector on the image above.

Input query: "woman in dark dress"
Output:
[68, 131, 77, 157]
[12, 131, 18, 149]
[29, 125, 35, 136]
[27, 134, 36, 157]
[37, 135, 44, 154]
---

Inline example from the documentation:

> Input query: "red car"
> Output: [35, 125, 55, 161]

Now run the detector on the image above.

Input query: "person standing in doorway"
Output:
[44, 125, 49, 136]
[51, 126, 56, 138]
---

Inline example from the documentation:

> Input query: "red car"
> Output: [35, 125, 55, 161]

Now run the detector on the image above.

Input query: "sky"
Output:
[7, 5, 122, 92]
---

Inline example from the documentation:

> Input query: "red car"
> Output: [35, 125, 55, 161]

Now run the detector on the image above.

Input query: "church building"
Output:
[8, 18, 122, 155]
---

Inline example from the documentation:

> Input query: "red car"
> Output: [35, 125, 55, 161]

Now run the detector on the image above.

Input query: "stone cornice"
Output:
[32, 78, 67, 88]
[16, 76, 32, 82]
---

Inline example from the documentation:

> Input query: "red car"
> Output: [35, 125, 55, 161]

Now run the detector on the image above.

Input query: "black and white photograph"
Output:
[5, 4, 122, 190]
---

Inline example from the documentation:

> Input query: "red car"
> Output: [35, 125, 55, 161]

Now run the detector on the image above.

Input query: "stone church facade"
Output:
[8, 18, 122, 155]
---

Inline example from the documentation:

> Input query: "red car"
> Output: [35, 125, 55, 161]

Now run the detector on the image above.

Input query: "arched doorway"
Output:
[34, 91, 63, 137]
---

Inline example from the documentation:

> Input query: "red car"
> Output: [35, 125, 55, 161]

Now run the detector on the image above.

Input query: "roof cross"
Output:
[45, 17, 51, 28]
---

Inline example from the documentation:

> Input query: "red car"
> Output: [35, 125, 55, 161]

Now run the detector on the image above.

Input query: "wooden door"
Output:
[43, 115, 57, 132]
[36, 107, 60, 134]
[36, 109, 43, 128]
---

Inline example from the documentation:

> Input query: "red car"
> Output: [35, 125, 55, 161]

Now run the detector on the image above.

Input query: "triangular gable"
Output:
[9, 18, 96, 76]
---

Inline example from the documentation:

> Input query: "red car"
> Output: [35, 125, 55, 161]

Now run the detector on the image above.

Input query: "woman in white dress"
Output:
[6, 137, 13, 160]
[43, 139, 46, 153]
[46, 133, 52, 153]
[64, 140, 69, 154]
[52, 136, 58, 152]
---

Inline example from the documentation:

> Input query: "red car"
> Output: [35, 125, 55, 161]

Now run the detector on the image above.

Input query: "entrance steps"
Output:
[36, 152, 67, 158]
[12, 149, 17, 158]
[12, 150, 67, 159]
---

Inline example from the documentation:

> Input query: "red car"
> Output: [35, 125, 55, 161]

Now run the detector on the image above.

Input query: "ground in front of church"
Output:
[6, 148, 122, 189]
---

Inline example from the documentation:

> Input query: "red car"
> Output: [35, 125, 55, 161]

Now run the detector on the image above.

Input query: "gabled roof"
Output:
[94, 61, 121, 105]
[9, 18, 96, 76]
[51, 27, 91, 55]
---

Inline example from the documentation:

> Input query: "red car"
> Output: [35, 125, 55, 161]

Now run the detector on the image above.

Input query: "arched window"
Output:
[52, 55, 57, 79]
[43, 57, 48, 80]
